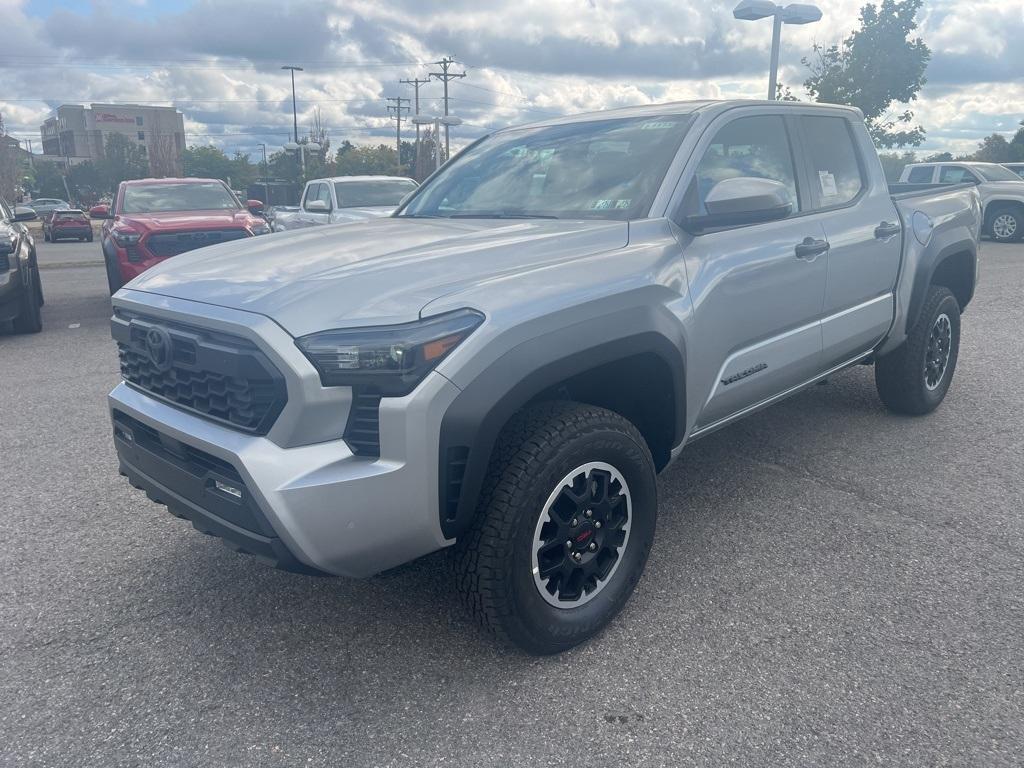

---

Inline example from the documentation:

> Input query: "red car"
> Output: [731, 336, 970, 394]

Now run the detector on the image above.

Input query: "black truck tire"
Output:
[875, 285, 960, 415]
[12, 266, 42, 334]
[451, 401, 657, 655]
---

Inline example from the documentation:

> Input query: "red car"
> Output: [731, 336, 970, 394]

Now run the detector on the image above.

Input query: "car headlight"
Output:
[296, 309, 484, 396]
[110, 227, 141, 247]
[249, 221, 271, 236]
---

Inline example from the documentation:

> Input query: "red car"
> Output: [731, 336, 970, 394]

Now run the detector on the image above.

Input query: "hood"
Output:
[116, 209, 257, 233]
[125, 217, 628, 336]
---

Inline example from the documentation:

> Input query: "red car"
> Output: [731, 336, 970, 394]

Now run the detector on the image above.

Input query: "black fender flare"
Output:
[905, 239, 977, 332]
[437, 301, 686, 540]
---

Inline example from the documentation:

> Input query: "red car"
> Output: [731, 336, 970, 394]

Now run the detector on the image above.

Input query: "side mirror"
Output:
[306, 199, 330, 213]
[246, 199, 264, 214]
[685, 177, 793, 231]
[89, 204, 111, 219]
[13, 206, 37, 222]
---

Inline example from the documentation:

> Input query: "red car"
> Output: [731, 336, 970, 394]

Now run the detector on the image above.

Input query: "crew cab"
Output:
[900, 161, 1024, 242]
[91, 177, 270, 294]
[0, 196, 43, 334]
[109, 101, 980, 654]
[271, 175, 417, 231]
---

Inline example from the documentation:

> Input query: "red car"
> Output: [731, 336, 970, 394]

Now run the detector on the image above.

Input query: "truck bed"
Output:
[888, 181, 974, 200]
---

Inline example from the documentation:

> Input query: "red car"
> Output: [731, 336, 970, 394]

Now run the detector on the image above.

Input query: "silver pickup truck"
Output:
[271, 175, 418, 231]
[108, 100, 980, 654]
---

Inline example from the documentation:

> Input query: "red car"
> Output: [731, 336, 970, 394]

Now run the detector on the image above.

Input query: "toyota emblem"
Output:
[144, 326, 173, 371]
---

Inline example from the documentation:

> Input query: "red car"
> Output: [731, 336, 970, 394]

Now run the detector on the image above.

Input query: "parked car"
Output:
[264, 204, 300, 233]
[91, 177, 270, 294]
[43, 209, 93, 243]
[900, 161, 1024, 242]
[109, 100, 980, 654]
[0, 196, 43, 333]
[26, 198, 70, 218]
[271, 175, 418, 231]
[1003, 163, 1024, 179]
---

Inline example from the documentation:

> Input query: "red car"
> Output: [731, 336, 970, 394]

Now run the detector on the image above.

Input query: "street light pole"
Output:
[281, 65, 303, 143]
[733, 1, 822, 100]
[412, 115, 462, 173]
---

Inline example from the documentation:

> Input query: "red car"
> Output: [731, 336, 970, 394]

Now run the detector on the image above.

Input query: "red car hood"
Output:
[115, 209, 254, 233]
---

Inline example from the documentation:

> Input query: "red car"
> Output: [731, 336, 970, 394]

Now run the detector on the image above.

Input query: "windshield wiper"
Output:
[448, 212, 559, 219]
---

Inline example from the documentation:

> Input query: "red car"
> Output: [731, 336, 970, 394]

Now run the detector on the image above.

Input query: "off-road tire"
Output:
[12, 266, 42, 334]
[451, 401, 657, 655]
[875, 285, 960, 415]
[987, 204, 1022, 243]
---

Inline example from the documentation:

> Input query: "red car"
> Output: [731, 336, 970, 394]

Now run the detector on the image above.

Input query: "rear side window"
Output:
[684, 115, 799, 218]
[800, 116, 863, 207]
[907, 166, 933, 183]
[938, 166, 978, 184]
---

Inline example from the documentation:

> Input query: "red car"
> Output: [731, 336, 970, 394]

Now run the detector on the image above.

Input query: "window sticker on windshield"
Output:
[589, 199, 632, 210]
[818, 170, 839, 197]
[640, 121, 676, 130]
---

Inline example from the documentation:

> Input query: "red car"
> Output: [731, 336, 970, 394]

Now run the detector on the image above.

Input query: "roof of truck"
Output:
[511, 99, 864, 131]
[316, 176, 417, 184]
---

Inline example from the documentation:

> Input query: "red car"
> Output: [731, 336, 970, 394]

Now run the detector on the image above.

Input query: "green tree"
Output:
[877, 150, 917, 182]
[182, 145, 235, 181]
[1009, 120, 1024, 162]
[67, 162, 103, 205]
[972, 133, 1013, 163]
[96, 133, 149, 193]
[33, 162, 68, 199]
[334, 144, 399, 176]
[803, 0, 930, 148]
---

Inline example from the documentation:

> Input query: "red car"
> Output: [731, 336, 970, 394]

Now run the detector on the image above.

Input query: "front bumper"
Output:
[52, 226, 91, 239]
[108, 292, 462, 578]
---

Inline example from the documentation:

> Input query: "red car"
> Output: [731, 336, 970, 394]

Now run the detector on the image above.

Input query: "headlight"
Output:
[296, 309, 484, 396]
[249, 221, 271, 236]
[110, 227, 141, 247]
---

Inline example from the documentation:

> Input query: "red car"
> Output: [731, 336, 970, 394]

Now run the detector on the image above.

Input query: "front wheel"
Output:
[451, 401, 657, 654]
[988, 205, 1021, 243]
[12, 267, 42, 334]
[875, 285, 960, 415]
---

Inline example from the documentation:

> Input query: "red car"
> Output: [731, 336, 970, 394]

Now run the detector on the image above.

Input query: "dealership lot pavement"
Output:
[2, 239, 1023, 767]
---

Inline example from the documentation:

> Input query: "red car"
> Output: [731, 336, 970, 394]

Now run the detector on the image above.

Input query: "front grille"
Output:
[344, 389, 382, 456]
[112, 311, 287, 435]
[145, 229, 250, 258]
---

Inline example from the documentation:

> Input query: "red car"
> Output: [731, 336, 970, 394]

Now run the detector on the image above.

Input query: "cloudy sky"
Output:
[2, 0, 1022, 159]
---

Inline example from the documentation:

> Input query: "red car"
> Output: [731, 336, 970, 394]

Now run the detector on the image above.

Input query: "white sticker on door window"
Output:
[818, 170, 838, 198]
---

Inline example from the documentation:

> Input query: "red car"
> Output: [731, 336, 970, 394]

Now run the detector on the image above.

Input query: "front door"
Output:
[676, 113, 829, 431]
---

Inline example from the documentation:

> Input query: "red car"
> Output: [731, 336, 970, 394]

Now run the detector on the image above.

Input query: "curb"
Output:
[39, 260, 104, 270]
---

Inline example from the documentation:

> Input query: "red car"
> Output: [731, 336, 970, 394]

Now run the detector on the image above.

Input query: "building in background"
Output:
[39, 104, 185, 176]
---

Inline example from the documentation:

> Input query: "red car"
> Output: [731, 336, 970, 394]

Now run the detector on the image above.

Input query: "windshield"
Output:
[334, 180, 416, 207]
[121, 182, 239, 213]
[400, 114, 693, 220]
[975, 165, 1024, 182]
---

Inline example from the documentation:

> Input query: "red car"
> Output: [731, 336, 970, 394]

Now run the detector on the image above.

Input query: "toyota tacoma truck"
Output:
[91, 177, 271, 294]
[109, 101, 980, 654]
[899, 161, 1024, 242]
[0, 195, 43, 334]
[271, 175, 418, 231]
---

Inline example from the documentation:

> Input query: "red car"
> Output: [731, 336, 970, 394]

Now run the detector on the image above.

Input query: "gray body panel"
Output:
[109, 100, 981, 576]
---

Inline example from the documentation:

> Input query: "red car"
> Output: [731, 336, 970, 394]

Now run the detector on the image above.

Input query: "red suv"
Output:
[92, 178, 269, 294]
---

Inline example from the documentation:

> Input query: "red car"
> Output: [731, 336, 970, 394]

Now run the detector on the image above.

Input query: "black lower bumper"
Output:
[112, 410, 326, 575]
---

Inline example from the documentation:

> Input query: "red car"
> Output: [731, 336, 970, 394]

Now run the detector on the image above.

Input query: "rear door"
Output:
[795, 114, 901, 368]
[676, 111, 829, 431]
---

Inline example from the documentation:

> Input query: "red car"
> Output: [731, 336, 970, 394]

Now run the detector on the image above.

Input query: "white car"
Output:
[272, 176, 418, 231]
[900, 161, 1024, 242]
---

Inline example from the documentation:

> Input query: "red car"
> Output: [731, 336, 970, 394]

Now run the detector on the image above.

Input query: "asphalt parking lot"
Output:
[2, 239, 1023, 767]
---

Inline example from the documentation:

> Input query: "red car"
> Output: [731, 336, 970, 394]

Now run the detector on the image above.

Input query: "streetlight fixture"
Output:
[733, 1, 822, 100]
[411, 115, 463, 172]
[284, 140, 321, 178]
[281, 65, 304, 143]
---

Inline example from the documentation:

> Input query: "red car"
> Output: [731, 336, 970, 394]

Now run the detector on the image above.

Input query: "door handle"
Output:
[795, 237, 829, 260]
[874, 221, 901, 239]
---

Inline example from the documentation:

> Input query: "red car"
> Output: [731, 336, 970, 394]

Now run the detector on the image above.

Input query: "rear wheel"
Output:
[875, 285, 960, 415]
[12, 266, 42, 334]
[451, 401, 657, 654]
[988, 205, 1021, 243]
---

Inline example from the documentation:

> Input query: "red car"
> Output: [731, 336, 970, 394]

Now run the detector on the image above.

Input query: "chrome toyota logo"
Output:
[144, 326, 173, 371]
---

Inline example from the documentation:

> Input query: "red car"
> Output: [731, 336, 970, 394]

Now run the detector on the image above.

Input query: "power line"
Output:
[428, 56, 466, 161]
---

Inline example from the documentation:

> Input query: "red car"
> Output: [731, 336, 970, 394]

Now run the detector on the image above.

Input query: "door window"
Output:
[800, 116, 863, 207]
[315, 183, 333, 209]
[938, 166, 979, 184]
[907, 166, 933, 183]
[303, 184, 323, 210]
[683, 115, 799, 220]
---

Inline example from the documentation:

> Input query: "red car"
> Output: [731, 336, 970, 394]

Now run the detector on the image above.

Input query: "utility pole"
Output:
[386, 97, 411, 175]
[400, 76, 430, 176]
[428, 56, 465, 162]
[281, 65, 303, 143]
